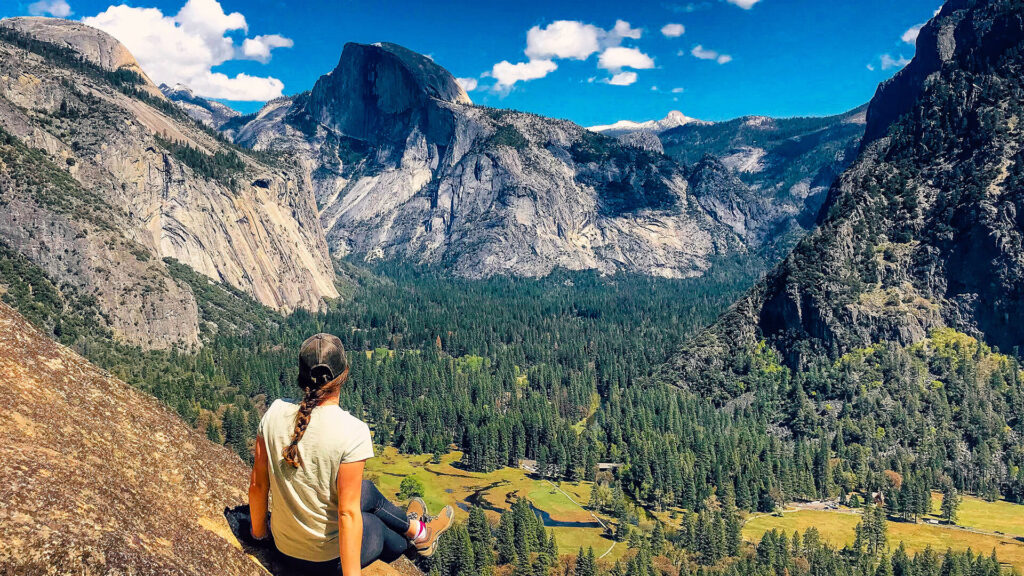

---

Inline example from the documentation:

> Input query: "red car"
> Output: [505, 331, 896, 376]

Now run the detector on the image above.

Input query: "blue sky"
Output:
[5, 0, 940, 125]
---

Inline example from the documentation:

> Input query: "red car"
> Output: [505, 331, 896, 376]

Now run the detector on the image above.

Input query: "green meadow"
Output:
[365, 447, 624, 561]
[743, 496, 1024, 572]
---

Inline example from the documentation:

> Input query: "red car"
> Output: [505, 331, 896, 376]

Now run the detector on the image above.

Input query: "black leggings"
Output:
[279, 480, 411, 574]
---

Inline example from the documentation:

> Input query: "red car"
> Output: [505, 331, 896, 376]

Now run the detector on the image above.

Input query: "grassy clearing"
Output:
[926, 493, 1024, 538]
[743, 509, 1024, 571]
[364, 447, 624, 560]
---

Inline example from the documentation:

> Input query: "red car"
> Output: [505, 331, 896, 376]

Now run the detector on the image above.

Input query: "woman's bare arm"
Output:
[249, 435, 270, 540]
[337, 460, 366, 575]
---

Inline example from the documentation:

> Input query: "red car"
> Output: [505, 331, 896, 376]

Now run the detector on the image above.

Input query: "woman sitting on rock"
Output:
[248, 333, 454, 575]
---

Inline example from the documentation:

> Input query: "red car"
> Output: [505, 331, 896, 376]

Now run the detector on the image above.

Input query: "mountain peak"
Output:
[667, 0, 1024, 381]
[304, 41, 470, 144]
[663, 110, 695, 124]
[0, 16, 162, 98]
[160, 82, 195, 97]
[863, 0, 1018, 144]
[366, 42, 472, 105]
[588, 110, 704, 136]
[160, 82, 241, 128]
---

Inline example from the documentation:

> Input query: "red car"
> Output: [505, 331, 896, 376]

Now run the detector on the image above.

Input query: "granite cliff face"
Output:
[0, 17, 338, 348]
[666, 0, 1024, 387]
[686, 155, 774, 243]
[306, 42, 470, 145]
[234, 42, 740, 279]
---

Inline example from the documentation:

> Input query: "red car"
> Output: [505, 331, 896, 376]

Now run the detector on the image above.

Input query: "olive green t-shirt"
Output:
[259, 398, 374, 562]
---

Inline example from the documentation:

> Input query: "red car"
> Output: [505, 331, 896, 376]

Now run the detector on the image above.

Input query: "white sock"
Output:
[413, 520, 427, 543]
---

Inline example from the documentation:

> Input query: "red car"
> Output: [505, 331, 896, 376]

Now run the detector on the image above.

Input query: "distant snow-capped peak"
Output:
[588, 110, 707, 135]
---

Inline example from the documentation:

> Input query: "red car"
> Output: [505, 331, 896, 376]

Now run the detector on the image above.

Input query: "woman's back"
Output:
[259, 398, 374, 562]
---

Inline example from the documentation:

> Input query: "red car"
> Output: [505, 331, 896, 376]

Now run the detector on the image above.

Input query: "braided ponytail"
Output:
[282, 365, 350, 469]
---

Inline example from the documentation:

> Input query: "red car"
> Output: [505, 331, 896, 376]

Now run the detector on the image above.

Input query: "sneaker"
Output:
[407, 497, 427, 524]
[413, 505, 455, 557]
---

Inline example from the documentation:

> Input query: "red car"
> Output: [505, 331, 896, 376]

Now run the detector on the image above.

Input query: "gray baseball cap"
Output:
[298, 333, 349, 388]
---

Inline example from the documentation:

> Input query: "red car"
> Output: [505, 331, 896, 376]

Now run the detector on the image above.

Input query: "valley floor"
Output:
[368, 448, 1024, 571]
[366, 447, 626, 561]
[742, 495, 1024, 571]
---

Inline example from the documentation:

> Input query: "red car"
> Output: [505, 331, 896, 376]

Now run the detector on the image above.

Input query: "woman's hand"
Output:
[337, 460, 366, 576]
[249, 435, 271, 541]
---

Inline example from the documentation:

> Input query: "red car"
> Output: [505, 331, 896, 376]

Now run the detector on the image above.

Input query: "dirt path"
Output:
[523, 468, 617, 560]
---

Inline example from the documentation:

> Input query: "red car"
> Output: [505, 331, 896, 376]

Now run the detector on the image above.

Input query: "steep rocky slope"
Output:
[234, 42, 741, 279]
[663, 107, 867, 248]
[590, 106, 866, 250]
[666, 0, 1024, 387]
[0, 300, 259, 574]
[0, 300, 421, 575]
[161, 82, 241, 128]
[686, 155, 777, 244]
[0, 17, 338, 348]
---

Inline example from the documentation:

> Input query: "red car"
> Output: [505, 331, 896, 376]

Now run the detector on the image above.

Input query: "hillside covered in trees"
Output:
[663, 0, 1024, 512]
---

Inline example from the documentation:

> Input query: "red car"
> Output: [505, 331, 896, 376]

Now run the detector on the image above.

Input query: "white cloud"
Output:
[241, 34, 293, 63]
[456, 77, 479, 92]
[82, 0, 291, 101]
[490, 19, 652, 90]
[174, 0, 245, 38]
[661, 23, 686, 38]
[611, 20, 642, 41]
[598, 46, 655, 71]
[190, 72, 284, 101]
[880, 54, 911, 70]
[866, 63, 876, 71]
[525, 20, 604, 60]
[725, 0, 761, 8]
[691, 45, 732, 64]
[491, 59, 557, 88]
[28, 0, 71, 17]
[671, 87, 685, 93]
[606, 71, 638, 86]
[902, 23, 924, 45]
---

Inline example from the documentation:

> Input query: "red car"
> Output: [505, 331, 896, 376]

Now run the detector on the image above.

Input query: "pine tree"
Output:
[892, 543, 911, 576]
[497, 511, 517, 565]
[941, 483, 960, 525]
[545, 531, 558, 562]
[856, 502, 889, 557]
[814, 436, 834, 498]
[575, 547, 596, 576]
[205, 418, 222, 444]
[875, 552, 894, 576]
[651, 521, 666, 555]
[467, 506, 494, 573]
